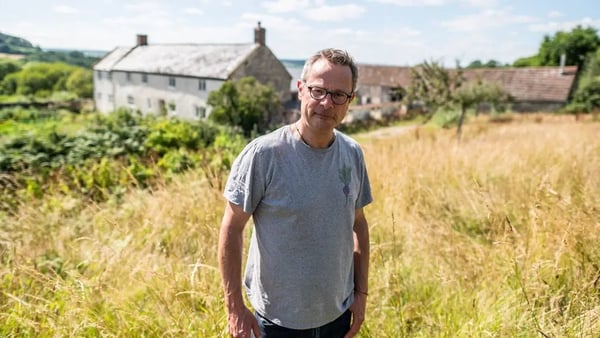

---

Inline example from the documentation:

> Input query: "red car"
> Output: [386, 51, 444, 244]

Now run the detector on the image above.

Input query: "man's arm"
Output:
[218, 201, 260, 338]
[345, 207, 370, 338]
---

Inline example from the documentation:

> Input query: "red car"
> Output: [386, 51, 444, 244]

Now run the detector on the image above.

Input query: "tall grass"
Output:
[1, 114, 599, 337]
[360, 115, 600, 337]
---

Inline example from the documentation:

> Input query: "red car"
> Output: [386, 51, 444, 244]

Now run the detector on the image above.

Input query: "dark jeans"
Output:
[255, 310, 351, 338]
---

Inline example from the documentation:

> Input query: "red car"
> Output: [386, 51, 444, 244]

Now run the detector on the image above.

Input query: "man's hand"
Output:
[227, 306, 261, 338]
[344, 292, 367, 338]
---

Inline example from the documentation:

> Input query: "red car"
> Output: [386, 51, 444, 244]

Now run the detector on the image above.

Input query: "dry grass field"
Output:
[1, 113, 599, 337]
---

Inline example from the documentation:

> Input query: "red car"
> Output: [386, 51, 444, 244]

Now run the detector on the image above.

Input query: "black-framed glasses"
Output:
[306, 85, 353, 105]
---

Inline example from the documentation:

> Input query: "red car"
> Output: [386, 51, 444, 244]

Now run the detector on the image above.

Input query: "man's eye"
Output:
[333, 93, 347, 99]
[312, 89, 326, 96]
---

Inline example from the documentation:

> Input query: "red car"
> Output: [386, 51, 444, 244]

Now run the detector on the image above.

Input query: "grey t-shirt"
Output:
[224, 125, 373, 329]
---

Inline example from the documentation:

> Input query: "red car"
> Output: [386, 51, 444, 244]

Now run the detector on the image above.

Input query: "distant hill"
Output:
[280, 59, 305, 68]
[0, 32, 100, 68]
[0, 32, 41, 54]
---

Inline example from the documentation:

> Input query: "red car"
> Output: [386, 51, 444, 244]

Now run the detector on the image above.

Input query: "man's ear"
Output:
[297, 80, 304, 100]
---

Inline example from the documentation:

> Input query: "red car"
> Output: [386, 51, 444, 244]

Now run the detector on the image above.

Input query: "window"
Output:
[96, 93, 102, 100]
[168, 77, 176, 88]
[107, 72, 112, 80]
[126, 73, 132, 82]
[198, 79, 206, 91]
[195, 106, 206, 118]
[97, 71, 103, 80]
[147, 98, 152, 108]
[168, 102, 177, 116]
[142, 74, 148, 83]
[127, 95, 134, 104]
[108, 94, 114, 102]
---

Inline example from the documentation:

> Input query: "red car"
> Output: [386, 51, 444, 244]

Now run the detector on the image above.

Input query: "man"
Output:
[218, 48, 372, 338]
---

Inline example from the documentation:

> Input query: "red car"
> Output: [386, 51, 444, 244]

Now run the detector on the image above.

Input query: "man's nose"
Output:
[320, 92, 335, 108]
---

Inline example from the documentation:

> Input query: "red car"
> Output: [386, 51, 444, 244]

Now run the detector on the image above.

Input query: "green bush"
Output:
[0, 108, 247, 209]
[572, 78, 600, 112]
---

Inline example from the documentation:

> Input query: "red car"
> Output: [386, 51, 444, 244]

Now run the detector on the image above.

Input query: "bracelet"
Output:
[354, 289, 368, 296]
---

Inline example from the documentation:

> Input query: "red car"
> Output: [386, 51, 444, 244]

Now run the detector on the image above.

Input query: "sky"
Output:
[1, 0, 599, 66]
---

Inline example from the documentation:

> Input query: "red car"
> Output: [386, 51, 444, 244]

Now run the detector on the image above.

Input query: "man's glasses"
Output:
[306, 85, 353, 105]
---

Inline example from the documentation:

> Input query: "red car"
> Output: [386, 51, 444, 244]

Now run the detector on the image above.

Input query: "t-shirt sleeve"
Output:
[355, 147, 373, 209]
[223, 143, 266, 214]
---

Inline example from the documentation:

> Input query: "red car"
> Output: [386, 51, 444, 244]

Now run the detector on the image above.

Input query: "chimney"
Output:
[559, 53, 566, 75]
[136, 34, 148, 46]
[254, 22, 266, 46]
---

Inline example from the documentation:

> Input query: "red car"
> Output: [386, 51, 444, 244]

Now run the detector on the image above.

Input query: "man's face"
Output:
[297, 58, 354, 132]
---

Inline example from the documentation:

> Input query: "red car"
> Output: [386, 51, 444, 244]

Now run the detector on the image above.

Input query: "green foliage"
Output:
[578, 48, 600, 86]
[0, 59, 21, 81]
[512, 55, 543, 67]
[538, 25, 600, 68]
[65, 68, 93, 98]
[407, 61, 511, 139]
[208, 76, 281, 136]
[407, 60, 462, 112]
[571, 78, 600, 112]
[466, 59, 506, 68]
[145, 118, 219, 156]
[408, 61, 510, 117]
[0, 107, 245, 210]
[1, 62, 85, 99]
[565, 49, 600, 114]
[157, 149, 196, 174]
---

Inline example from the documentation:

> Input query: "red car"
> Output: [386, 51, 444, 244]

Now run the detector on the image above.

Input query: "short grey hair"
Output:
[300, 48, 358, 92]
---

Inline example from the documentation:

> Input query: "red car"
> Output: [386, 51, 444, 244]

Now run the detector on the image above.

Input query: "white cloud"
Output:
[461, 0, 498, 8]
[372, 0, 499, 8]
[261, 0, 311, 13]
[440, 8, 537, 32]
[53, 5, 79, 15]
[183, 7, 204, 15]
[370, 0, 446, 6]
[101, 1, 175, 29]
[304, 4, 366, 22]
[547, 10, 562, 18]
[529, 17, 600, 33]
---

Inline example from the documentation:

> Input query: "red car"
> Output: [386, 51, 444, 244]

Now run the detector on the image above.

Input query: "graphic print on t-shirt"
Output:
[338, 164, 351, 206]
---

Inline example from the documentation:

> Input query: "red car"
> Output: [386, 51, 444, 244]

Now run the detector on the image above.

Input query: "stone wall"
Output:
[230, 45, 291, 102]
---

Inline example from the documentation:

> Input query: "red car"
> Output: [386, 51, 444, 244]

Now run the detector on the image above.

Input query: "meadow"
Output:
[1, 113, 599, 337]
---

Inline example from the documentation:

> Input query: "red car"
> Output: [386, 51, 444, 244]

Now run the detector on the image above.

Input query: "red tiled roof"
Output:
[357, 64, 412, 87]
[357, 64, 578, 103]
[462, 66, 577, 102]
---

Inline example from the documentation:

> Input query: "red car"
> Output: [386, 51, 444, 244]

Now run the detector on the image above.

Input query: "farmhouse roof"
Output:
[94, 43, 259, 79]
[463, 66, 578, 102]
[357, 64, 578, 103]
[358, 64, 412, 87]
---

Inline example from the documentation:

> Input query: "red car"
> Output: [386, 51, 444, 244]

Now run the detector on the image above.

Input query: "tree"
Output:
[407, 60, 510, 140]
[513, 55, 543, 67]
[538, 25, 600, 68]
[569, 49, 600, 113]
[0, 59, 21, 80]
[66, 68, 93, 98]
[467, 59, 505, 68]
[0, 62, 88, 99]
[407, 60, 462, 112]
[453, 81, 511, 136]
[208, 77, 281, 136]
[572, 79, 600, 113]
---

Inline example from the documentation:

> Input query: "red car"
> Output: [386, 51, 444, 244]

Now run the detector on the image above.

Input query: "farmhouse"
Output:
[356, 64, 578, 112]
[93, 23, 291, 120]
